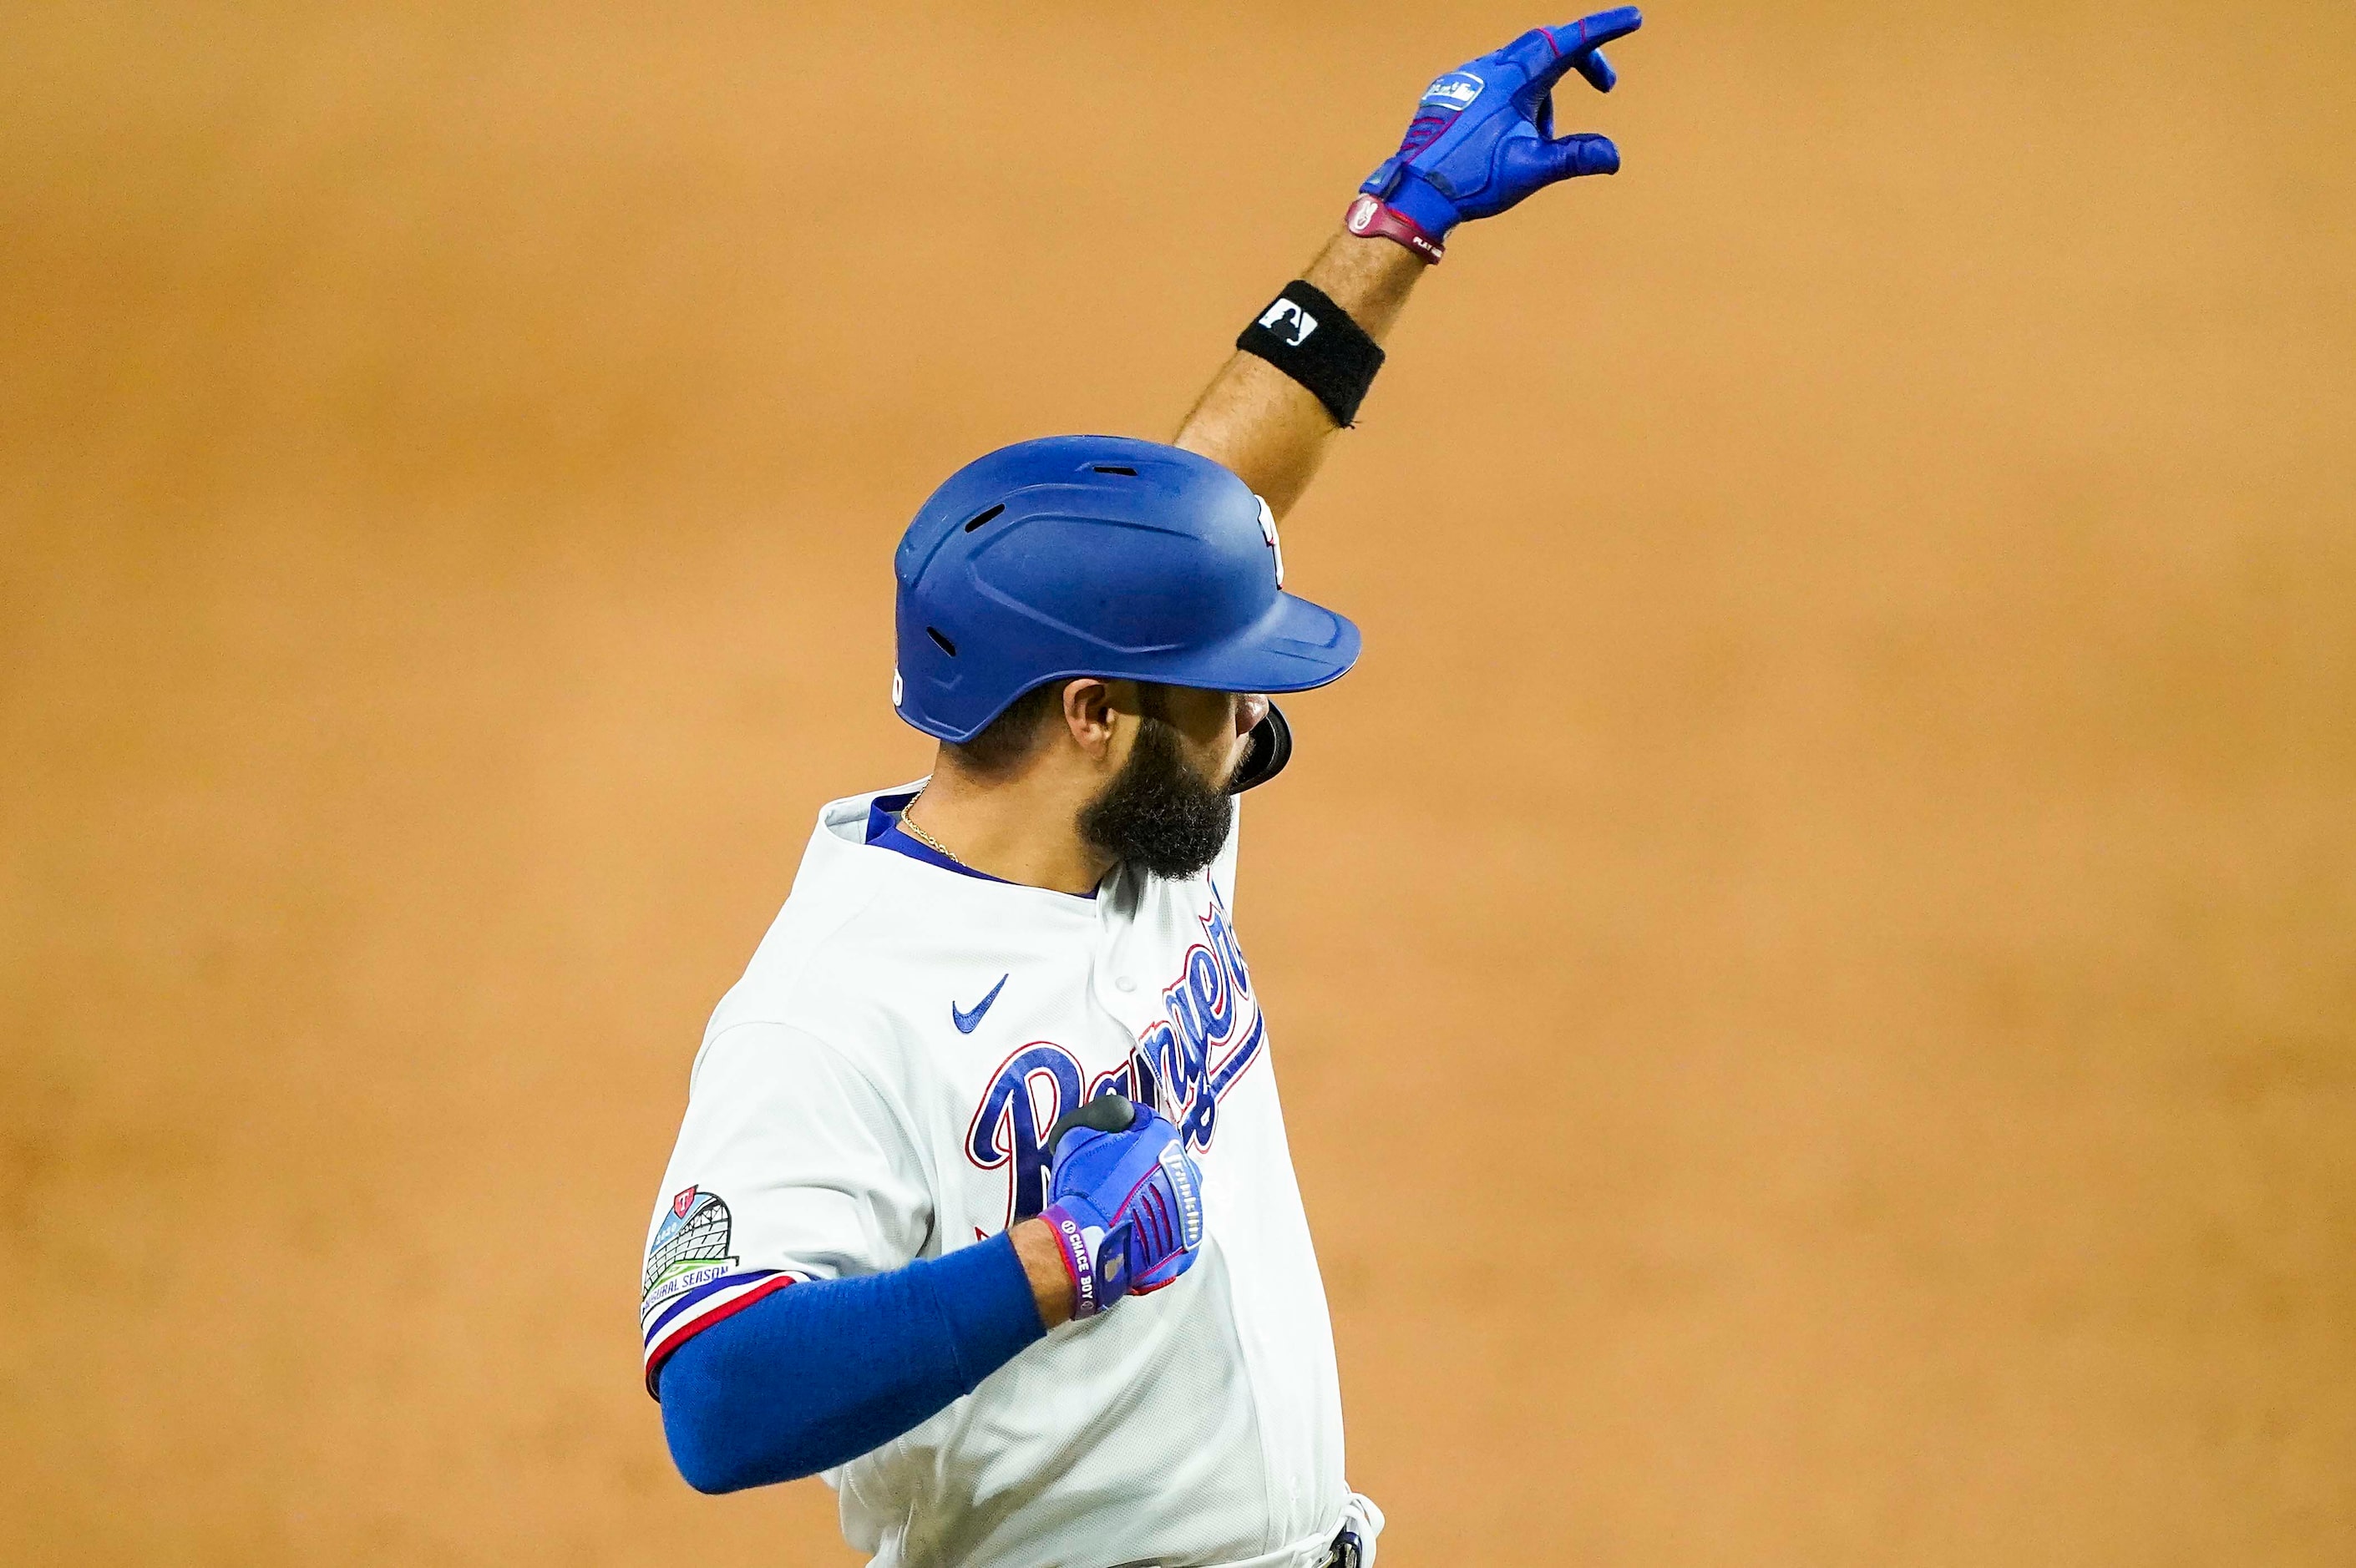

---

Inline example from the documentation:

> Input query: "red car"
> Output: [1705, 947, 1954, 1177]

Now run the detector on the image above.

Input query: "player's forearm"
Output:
[658, 1232, 1047, 1492]
[1173, 233, 1427, 520]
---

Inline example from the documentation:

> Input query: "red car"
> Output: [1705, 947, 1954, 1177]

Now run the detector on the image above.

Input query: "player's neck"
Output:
[904, 755, 1117, 898]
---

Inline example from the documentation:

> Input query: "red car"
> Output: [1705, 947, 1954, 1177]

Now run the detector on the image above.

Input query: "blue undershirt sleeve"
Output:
[656, 1229, 1048, 1494]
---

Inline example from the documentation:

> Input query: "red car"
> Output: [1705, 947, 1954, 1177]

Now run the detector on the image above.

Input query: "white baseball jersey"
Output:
[641, 784, 1369, 1568]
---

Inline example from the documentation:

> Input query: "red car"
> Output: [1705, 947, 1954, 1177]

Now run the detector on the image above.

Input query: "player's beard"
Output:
[1077, 711, 1234, 881]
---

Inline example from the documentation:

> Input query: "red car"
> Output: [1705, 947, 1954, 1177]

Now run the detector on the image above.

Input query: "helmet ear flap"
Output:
[1227, 704, 1294, 794]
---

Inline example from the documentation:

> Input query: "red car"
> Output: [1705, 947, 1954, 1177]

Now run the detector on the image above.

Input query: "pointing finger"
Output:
[1532, 7, 1643, 91]
[1549, 6, 1644, 57]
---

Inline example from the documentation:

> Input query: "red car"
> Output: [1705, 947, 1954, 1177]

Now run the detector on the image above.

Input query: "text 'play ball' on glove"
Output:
[1353, 8, 1644, 255]
[1039, 1095, 1206, 1320]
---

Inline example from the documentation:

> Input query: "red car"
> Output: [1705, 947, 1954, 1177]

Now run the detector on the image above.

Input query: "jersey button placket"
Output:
[1089, 903, 1158, 1107]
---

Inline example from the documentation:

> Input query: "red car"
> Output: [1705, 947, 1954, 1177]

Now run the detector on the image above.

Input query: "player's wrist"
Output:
[1300, 230, 1430, 344]
[1381, 170, 1462, 239]
[1039, 1198, 1126, 1321]
[1010, 1216, 1077, 1328]
[1346, 184, 1452, 260]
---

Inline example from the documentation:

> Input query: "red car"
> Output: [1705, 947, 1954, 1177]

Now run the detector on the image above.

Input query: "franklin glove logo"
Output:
[1421, 70, 1483, 109]
[1158, 1141, 1205, 1249]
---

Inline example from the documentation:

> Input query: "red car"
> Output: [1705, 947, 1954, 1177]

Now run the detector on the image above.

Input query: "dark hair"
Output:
[944, 681, 1067, 776]
[945, 680, 1191, 776]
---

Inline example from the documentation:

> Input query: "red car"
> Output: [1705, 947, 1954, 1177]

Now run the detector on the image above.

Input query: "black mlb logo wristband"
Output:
[1235, 280, 1385, 427]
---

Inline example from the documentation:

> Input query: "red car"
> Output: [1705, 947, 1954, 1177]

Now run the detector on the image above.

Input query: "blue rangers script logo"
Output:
[965, 892, 1264, 1228]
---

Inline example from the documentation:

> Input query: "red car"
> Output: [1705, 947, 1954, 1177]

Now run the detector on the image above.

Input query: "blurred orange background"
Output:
[5, 3, 2353, 1564]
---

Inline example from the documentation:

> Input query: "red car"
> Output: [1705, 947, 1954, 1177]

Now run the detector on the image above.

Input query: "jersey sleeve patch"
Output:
[641, 1185, 804, 1396]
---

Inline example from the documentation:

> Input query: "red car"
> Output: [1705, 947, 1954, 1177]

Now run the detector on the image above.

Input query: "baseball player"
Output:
[641, 15, 1644, 1566]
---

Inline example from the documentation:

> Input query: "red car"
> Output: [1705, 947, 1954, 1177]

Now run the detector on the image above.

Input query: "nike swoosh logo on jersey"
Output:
[950, 974, 1009, 1034]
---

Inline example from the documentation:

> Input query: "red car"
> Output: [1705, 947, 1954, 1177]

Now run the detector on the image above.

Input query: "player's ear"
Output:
[1060, 678, 1122, 760]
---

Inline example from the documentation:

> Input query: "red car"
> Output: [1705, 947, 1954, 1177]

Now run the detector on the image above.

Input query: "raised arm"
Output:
[1173, 236, 1425, 519]
[1175, 8, 1644, 520]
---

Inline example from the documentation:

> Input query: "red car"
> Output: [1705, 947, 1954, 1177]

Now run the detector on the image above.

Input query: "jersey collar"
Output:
[864, 790, 1102, 901]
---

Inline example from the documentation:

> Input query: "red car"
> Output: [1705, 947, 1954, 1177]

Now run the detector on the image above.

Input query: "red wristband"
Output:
[1345, 194, 1445, 264]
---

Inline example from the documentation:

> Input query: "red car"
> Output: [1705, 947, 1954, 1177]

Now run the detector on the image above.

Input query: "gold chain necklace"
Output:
[897, 795, 969, 867]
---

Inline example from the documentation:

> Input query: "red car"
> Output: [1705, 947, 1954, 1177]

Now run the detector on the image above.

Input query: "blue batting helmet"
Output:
[891, 435, 1361, 743]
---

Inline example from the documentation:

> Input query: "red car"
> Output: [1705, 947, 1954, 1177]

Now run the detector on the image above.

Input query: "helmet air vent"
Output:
[1091, 465, 1138, 476]
[926, 627, 958, 656]
[962, 504, 1005, 533]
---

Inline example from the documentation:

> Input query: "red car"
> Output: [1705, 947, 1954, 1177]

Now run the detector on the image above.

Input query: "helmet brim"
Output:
[908, 590, 1361, 743]
[1141, 588, 1362, 697]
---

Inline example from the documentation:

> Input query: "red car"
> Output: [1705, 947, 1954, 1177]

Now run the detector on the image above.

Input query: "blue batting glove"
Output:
[1357, 10, 1644, 250]
[1039, 1095, 1206, 1319]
